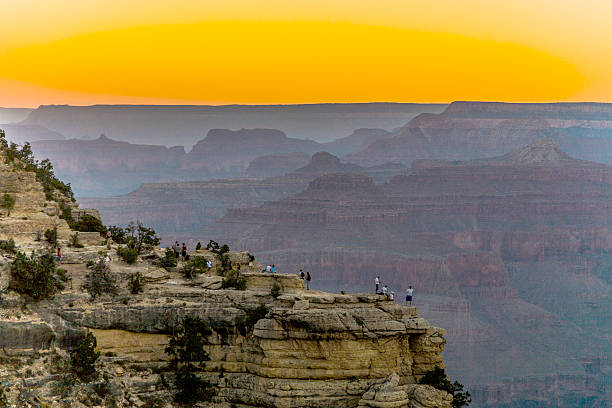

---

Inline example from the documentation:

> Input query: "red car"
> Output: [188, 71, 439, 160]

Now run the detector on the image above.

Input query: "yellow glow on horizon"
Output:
[0, 21, 586, 106]
[1, 0, 611, 106]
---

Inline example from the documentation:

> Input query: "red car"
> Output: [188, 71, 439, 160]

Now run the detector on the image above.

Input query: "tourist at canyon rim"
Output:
[266, 264, 271, 273]
[382, 285, 388, 297]
[173, 241, 179, 259]
[299, 269, 304, 279]
[207, 259, 212, 271]
[271, 264, 276, 273]
[375, 275, 380, 293]
[390, 292, 395, 302]
[56, 247, 62, 263]
[106, 230, 112, 244]
[181, 243, 187, 260]
[306, 271, 311, 290]
[406, 286, 414, 305]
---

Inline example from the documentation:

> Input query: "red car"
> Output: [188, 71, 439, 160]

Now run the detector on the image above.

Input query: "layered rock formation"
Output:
[0, 151, 452, 408]
[346, 101, 612, 166]
[81, 152, 405, 236]
[207, 140, 612, 406]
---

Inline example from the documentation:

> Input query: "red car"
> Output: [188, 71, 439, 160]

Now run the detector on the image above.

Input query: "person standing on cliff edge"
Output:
[305, 271, 311, 290]
[406, 286, 414, 305]
[375, 275, 380, 293]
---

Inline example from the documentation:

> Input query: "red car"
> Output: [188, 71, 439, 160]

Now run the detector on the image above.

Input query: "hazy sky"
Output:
[0, 0, 610, 107]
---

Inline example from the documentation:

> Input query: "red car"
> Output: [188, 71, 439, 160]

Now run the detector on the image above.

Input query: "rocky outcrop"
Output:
[0, 153, 72, 243]
[0, 222, 451, 407]
[357, 373, 452, 408]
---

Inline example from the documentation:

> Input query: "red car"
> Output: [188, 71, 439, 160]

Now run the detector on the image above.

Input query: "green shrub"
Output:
[1, 192, 15, 216]
[0, 238, 16, 254]
[81, 258, 119, 299]
[221, 270, 247, 290]
[125, 221, 160, 254]
[270, 282, 281, 298]
[116, 246, 138, 264]
[71, 332, 100, 382]
[165, 316, 215, 404]
[59, 201, 74, 226]
[205, 240, 220, 253]
[44, 227, 58, 246]
[106, 225, 127, 244]
[9, 252, 64, 300]
[419, 366, 471, 408]
[158, 249, 177, 268]
[181, 256, 208, 280]
[69, 232, 84, 248]
[128, 272, 145, 295]
[73, 215, 106, 233]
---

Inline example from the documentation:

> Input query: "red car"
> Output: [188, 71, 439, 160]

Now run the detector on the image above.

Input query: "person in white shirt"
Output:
[382, 285, 388, 297]
[375, 276, 380, 293]
[207, 260, 212, 271]
[406, 286, 414, 305]
[389, 292, 395, 302]
[266, 264, 271, 273]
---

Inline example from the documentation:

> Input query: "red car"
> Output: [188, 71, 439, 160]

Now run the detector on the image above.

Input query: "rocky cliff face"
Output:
[0, 157, 452, 408]
[346, 101, 612, 166]
[207, 140, 612, 406]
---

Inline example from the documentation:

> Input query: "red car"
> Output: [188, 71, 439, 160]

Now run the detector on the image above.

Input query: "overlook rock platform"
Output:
[1, 242, 450, 408]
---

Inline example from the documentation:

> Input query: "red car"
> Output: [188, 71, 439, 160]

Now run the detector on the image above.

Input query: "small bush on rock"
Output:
[1, 192, 15, 216]
[181, 256, 207, 280]
[165, 316, 216, 404]
[221, 270, 247, 290]
[69, 232, 84, 248]
[82, 258, 119, 299]
[73, 214, 106, 233]
[71, 332, 100, 382]
[128, 272, 145, 295]
[116, 246, 138, 264]
[158, 249, 177, 268]
[270, 282, 281, 298]
[44, 227, 58, 246]
[9, 252, 64, 300]
[0, 238, 16, 254]
[419, 366, 471, 408]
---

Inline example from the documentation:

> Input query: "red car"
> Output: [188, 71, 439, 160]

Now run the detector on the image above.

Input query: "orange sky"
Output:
[0, 0, 610, 107]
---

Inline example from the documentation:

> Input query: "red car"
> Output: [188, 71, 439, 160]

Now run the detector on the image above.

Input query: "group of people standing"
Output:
[375, 276, 414, 305]
[172, 241, 188, 261]
[298, 269, 312, 290]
